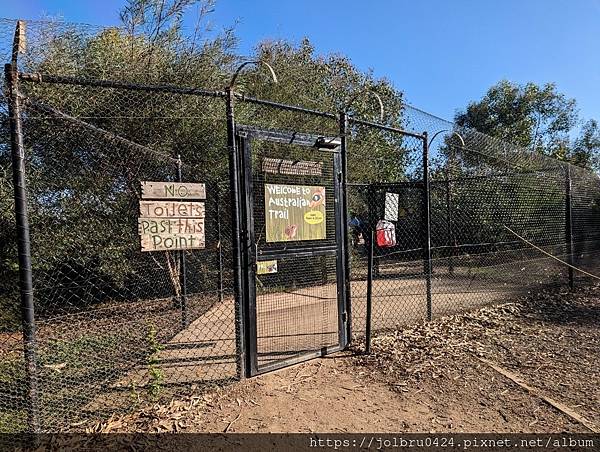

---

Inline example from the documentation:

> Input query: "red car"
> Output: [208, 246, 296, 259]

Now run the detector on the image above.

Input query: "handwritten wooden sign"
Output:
[139, 201, 205, 218]
[139, 181, 206, 252]
[140, 233, 205, 251]
[141, 181, 206, 200]
[138, 218, 204, 235]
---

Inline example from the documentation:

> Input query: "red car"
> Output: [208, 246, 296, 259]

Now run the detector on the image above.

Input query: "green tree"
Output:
[454, 80, 600, 171]
[234, 38, 409, 182]
[572, 119, 600, 171]
[455, 80, 577, 151]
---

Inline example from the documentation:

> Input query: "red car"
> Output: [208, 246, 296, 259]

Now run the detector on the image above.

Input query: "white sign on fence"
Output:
[384, 192, 400, 222]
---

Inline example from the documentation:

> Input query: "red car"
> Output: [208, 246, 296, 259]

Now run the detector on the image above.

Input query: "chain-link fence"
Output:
[2, 18, 600, 433]
[346, 104, 599, 341]
[0, 18, 241, 433]
[345, 119, 428, 335]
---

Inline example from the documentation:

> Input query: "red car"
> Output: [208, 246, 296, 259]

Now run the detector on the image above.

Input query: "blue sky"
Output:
[4, 0, 600, 128]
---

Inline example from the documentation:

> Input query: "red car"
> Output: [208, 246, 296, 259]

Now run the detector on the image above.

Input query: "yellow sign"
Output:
[304, 211, 324, 224]
[257, 260, 278, 275]
[264, 183, 326, 242]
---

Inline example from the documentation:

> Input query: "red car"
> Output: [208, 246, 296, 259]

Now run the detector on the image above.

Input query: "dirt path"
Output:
[96, 286, 599, 434]
[98, 351, 582, 433]
[121, 275, 518, 387]
[170, 354, 585, 433]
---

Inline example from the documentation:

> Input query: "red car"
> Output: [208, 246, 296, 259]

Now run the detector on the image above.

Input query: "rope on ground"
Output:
[502, 225, 600, 282]
[477, 357, 599, 433]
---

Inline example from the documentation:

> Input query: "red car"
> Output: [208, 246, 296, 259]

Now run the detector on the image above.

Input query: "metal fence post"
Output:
[445, 179, 454, 274]
[446, 147, 455, 275]
[565, 164, 574, 290]
[226, 87, 246, 378]
[422, 132, 433, 321]
[5, 20, 40, 432]
[215, 183, 224, 303]
[176, 155, 189, 327]
[339, 111, 352, 344]
[366, 184, 380, 278]
[365, 228, 374, 354]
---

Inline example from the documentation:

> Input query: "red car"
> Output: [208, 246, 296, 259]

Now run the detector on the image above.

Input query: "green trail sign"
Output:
[264, 183, 326, 242]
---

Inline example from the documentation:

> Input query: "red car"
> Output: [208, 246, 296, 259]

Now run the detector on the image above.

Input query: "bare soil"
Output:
[94, 285, 600, 433]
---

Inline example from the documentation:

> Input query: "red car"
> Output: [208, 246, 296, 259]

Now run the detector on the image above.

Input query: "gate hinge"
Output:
[341, 311, 348, 323]
[337, 171, 343, 183]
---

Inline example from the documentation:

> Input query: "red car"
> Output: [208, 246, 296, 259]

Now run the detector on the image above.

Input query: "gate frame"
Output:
[235, 125, 349, 377]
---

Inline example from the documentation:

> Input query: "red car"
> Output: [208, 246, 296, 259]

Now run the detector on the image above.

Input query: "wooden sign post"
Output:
[139, 182, 206, 252]
[141, 181, 206, 200]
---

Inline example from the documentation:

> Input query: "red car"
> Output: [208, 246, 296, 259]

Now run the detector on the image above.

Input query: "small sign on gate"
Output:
[257, 260, 278, 275]
[139, 181, 206, 251]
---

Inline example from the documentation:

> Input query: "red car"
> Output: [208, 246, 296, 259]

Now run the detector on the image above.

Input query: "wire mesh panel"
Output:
[430, 171, 568, 316]
[570, 164, 600, 284]
[0, 75, 238, 432]
[426, 125, 573, 318]
[253, 252, 339, 370]
[0, 115, 24, 433]
[345, 120, 427, 336]
[239, 127, 344, 374]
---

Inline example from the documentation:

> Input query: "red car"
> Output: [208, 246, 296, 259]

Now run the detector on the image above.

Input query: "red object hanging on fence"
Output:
[376, 220, 396, 247]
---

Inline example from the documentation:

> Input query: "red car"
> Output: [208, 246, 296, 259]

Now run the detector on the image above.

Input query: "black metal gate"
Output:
[237, 126, 347, 376]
